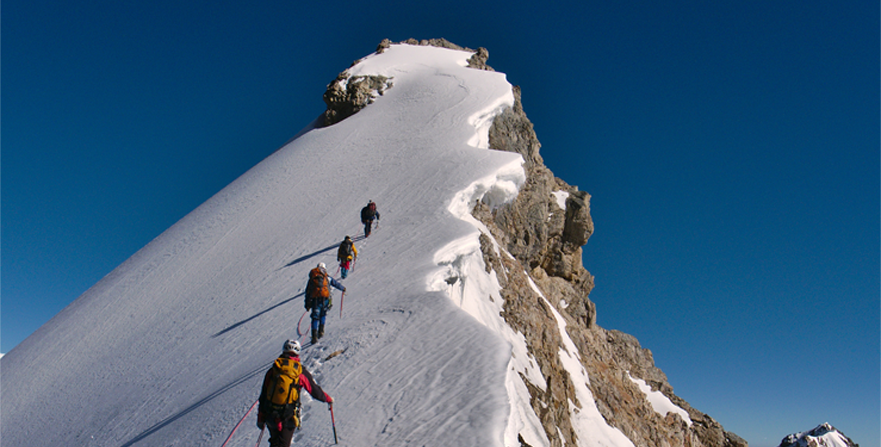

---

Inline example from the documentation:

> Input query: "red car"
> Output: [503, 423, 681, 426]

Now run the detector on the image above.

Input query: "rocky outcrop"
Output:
[321, 73, 393, 127]
[475, 63, 748, 447]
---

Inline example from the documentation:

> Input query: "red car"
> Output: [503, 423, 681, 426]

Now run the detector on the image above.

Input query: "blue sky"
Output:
[2, 1, 877, 446]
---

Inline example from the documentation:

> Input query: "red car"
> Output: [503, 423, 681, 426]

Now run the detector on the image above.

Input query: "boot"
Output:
[318, 324, 325, 339]
[311, 328, 318, 345]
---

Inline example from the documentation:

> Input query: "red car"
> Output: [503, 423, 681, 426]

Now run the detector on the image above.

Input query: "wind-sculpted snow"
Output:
[0, 43, 578, 447]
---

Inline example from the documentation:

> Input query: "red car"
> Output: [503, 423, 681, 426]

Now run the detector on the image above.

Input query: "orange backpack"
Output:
[308, 267, 330, 299]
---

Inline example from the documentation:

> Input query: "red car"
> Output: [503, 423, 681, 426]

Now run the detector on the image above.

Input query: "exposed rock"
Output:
[474, 47, 747, 447]
[487, 86, 542, 168]
[466, 47, 493, 71]
[321, 73, 393, 127]
[376, 38, 392, 53]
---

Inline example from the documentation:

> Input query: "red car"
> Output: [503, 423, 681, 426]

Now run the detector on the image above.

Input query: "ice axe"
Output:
[330, 404, 339, 444]
[339, 291, 346, 318]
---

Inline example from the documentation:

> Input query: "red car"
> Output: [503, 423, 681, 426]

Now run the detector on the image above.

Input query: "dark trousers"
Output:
[267, 417, 296, 447]
[363, 219, 373, 237]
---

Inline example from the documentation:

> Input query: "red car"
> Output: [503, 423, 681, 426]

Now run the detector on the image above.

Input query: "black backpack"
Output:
[338, 240, 353, 260]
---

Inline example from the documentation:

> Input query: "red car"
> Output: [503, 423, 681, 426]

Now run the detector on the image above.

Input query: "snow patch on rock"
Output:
[552, 190, 569, 210]
[525, 276, 636, 447]
[627, 373, 693, 427]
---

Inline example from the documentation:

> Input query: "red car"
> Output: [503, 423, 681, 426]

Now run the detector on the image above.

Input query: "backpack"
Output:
[338, 240, 353, 260]
[308, 267, 330, 299]
[361, 204, 376, 222]
[263, 357, 303, 424]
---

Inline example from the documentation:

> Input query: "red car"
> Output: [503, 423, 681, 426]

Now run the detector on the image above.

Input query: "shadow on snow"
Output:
[212, 292, 305, 338]
[280, 244, 339, 270]
[278, 234, 366, 271]
[120, 363, 269, 447]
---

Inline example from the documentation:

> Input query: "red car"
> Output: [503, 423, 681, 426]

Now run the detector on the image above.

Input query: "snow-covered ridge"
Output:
[0, 42, 557, 447]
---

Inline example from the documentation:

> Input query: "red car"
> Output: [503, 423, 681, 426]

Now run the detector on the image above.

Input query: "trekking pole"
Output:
[254, 426, 265, 447]
[330, 405, 339, 444]
[297, 310, 309, 339]
[339, 291, 345, 318]
[220, 398, 259, 447]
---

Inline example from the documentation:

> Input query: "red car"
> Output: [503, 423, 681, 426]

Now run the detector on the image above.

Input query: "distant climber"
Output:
[304, 262, 345, 344]
[337, 236, 358, 279]
[360, 200, 380, 237]
[257, 339, 333, 447]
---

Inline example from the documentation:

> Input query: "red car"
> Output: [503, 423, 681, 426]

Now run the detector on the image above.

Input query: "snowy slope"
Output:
[1, 44, 630, 447]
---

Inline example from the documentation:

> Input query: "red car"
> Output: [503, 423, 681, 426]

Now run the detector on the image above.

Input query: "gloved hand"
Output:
[327, 396, 333, 410]
[257, 411, 265, 429]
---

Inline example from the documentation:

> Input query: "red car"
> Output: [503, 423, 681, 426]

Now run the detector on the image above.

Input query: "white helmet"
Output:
[283, 339, 301, 355]
[318, 262, 326, 270]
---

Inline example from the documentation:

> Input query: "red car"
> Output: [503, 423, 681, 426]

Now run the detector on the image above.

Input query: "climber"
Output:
[304, 262, 345, 344]
[337, 236, 358, 279]
[360, 200, 380, 238]
[257, 339, 333, 447]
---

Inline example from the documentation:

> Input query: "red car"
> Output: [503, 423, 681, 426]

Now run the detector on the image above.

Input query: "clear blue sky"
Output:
[2, 1, 878, 446]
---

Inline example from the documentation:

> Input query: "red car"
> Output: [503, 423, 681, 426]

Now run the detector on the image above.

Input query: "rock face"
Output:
[477, 86, 747, 447]
[321, 39, 747, 447]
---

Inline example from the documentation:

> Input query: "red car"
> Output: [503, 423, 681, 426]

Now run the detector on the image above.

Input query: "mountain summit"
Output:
[2, 39, 744, 447]
[778, 423, 858, 447]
